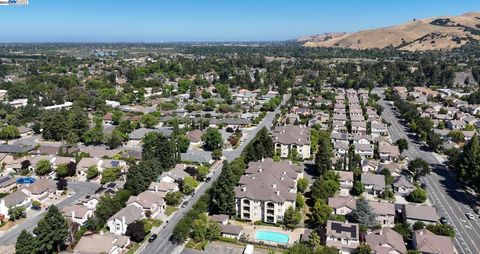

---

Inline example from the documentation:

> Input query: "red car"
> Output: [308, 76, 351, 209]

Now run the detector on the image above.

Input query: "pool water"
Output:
[255, 230, 289, 244]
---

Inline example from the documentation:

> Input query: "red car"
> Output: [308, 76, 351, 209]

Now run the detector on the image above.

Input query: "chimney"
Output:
[242, 186, 246, 192]
[283, 171, 286, 175]
[251, 176, 255, 180]
[280, 176, 284, 181]
[258, 168, 262, 172]
[272, 184, 276, 189]
[276, 191, 280, 196]
[261, 157, 264, 162]
[379, 229, 383, 235]
[288, 161, 292, 165]
[154, 185, 158, 193]
[100, 230, 104, 235]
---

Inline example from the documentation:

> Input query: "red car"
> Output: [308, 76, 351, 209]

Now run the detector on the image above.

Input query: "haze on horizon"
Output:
[0, 0, 479, 43]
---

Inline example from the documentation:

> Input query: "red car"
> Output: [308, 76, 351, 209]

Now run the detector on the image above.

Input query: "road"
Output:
[0, 181, 100, 245]
[380, 99, 480, 254]
[140, 94, 289, 254]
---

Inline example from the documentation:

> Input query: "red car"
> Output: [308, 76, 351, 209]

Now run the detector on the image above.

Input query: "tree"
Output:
[33, 205, 69, 253]
[141, 113, 159, 128]
[8, 206, 26, 221]
[181, 176, 198, 195]
[15, 230, 37, 254]
[202, 128, 222, 151]
[393, 223, 411, 241]
[206, 221, 221, 241]
[427, 132, 442, 151]
[56, 164, 69, 178]
[212, 149, 222, 160]
[413, 221, 425, 230]
[408, 188, 427, 203]
[82, 116, 104, 144]
[211, 161, 236, 215]
[57, 178, 68, 190]
[191, 213, 208, 242]
[315, 131, 333, 175]
[457, 135, 480, 193]
[297, 178, 309, 193]
[86, 166, 99, 180]
[395, 138, 409, 153]
[101, 167, 120, 184]
[310, 171, 339, 201]
[126, 221, 146, 242]
[357, 244, 372, 254]
[426, 223, 455, 237]
[196, 165, 209, 181]
[351, 199, 377, 228]
[308, 231, 321, 248]
[448, 130, 465, 143]
[407, 158, 431, 181]
[310, 199, 332, 227]
[107, 130, 124, 149]
[177, 135, 190, 153]
[35, 160, 52, 176]
[284, 206, 301, 229]
[142, 132, 175, 170]
[0, 125, 20, 141]
[165, 191, 183, 206]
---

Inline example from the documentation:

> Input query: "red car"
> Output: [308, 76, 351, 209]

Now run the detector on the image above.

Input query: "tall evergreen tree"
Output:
[315, 131, 333, 175]
[211, 161, 236, 215]
[142, 132, 175, 169]
[457, 134, 480, 192]
[33, 205, 69, 253]
[351, 199, 377, 228]
[15, 230, 37, 254]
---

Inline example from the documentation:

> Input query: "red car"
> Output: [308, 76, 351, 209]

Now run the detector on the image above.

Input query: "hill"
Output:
[301, 12, 480, 51]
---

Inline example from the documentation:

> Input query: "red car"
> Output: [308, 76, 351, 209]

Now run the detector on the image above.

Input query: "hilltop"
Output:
[300, 12, 480, 51]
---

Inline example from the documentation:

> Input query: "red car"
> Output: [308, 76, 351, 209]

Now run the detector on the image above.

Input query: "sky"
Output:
[0, 0, 479, 42]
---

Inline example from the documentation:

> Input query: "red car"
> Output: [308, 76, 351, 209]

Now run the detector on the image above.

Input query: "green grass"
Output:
[125, 242, 140, 254]
[150, 218, 163, 227]
[165, 206, 178, 216]
[185, 240, 208, 250]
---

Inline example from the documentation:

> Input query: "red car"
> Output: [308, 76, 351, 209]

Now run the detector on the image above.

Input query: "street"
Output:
[139, 94, 289, 254]
[380, 99, 480, 254]
[0, 181, 100, 245]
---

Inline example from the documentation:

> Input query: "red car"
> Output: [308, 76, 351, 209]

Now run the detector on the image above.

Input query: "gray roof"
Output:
[0, 175, 16, 188]
[272, 125, 310, 145]
[361, 173, 386, 190]
[404, 204, 438, 222]
[108, 205, 144, 224]
[128, 127, 172, 140]
[219, 118, 251, 126]
[0, 144, 34, 154]
[220, 224, 243, 235]
[393, 176, 414, 189]
[180, 150, 212, 164]
[3, 190, 28, 207]
[235, 159, 301, 203]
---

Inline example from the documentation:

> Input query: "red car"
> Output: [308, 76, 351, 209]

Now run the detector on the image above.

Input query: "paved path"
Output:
[380, 99, 480, 254]
[0, 181, 100, 245]
[139, 94, 289, 254]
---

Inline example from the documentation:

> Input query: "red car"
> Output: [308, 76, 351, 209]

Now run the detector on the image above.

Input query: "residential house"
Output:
[403, 204, 438, 225]
[148, 182, 179, 198]
[328, 197, 356, 215]
[361, 173, 386, 195]
[378, 141, 401, 161]
[127, 191, 166, 217]
[107, 205, 145, 235]
[362, 159, 379, 172]
[181, 150, 214, 165]
[186, 129, 204, 146]
[272, 125, 311, 159]
[351, 121, 367, 135]
[446, 120, 466, 130]
[158, 164, 191, 183]
[20, 179, 57, 201]
[369, 201, 395, 228]
[393, 176, 415, 196]
[323, 220, 360, 254]
[62, 205, 93, 225]
[365, 228, 407, 254]
[335, 171, 354, 191]
[354, 143, 374, 158]
[334, 141, 349, 158]
[371, 121, 388, 136]
[0, 175, 17, 192]
[235, 159, 302, 224]
[74, 232, 130, 254]
[0, 190, 31, 220]
[412, 229, 455, 254]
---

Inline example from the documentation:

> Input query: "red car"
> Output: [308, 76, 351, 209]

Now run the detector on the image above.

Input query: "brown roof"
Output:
[75, 232, 129, 254]
[368, 201, 395, 215]
[366, 228, 407, 254]
[23, 179, 56, 195]
[186, 130, 204, 142]
[127, 191, 165, 209]
[404, 204, 438, 222]
[379, 141, 400, 157]
[334, 170, 354, 182]
[272, 125, 311, 145]
[328, 196, 356, 210]
[413, 229, 454, 254]
[62, 205, 90, 219]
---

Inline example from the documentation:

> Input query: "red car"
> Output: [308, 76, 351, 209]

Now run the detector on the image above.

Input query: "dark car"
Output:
[440, 217, 448, 224]
[205, 177, 211, 182]
[148, 234, 157, 242]
[181, 201, 189, 208]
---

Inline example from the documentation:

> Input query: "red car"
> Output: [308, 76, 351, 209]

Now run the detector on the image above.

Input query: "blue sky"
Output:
[0, 0, 479, 42]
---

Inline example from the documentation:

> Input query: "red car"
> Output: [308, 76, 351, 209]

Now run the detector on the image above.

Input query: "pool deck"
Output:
[230, 220, 305, 246]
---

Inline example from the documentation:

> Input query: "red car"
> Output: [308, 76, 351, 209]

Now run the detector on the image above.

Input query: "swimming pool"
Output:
[255, 230, 289, 244]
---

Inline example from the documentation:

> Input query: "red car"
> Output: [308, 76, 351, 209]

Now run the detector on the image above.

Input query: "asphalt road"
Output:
[0, 181, 100, 245]
[380, 99, 480, 254]
[140, 95, 289, 254]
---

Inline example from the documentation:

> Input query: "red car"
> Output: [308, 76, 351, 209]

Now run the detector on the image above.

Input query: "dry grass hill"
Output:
[301, 12, 480, 51]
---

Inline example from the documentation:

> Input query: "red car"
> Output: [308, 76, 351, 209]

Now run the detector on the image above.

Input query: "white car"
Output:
[466, 213, 475, 220]
[67, 192, 76, 198]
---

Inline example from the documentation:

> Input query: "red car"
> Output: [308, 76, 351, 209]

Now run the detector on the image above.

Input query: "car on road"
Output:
[148, 234, 157, 242]
[205, 177, 211, 182]
[181, 201, 189, 208]
[466, 213, 475, 220]
[67, 192, 76, 198]
[440, 217, 448, 224]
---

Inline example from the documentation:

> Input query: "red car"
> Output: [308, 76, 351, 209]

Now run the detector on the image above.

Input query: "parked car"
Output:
[148, 234, 157, 242]
[440, 217, 448, 224]
[181, 201, 189, 208]
[205, 177, 211, 182]
[466, 213, 475, 220]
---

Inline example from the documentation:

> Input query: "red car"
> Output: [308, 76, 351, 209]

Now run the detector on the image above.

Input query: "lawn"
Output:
[186, 239, 208, 250]
[165, 206, 177, 216]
